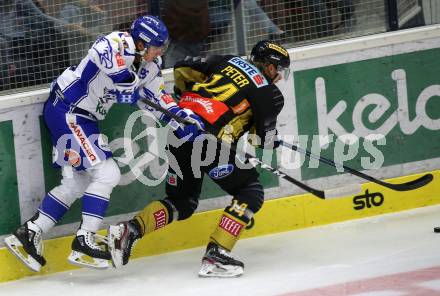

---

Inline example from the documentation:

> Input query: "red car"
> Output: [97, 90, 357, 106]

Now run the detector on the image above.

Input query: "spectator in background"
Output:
[0, 0, 23, 90]
[56, 0, 112, 64]
[206, 0, 283, 55]
[244, 0, 284, 37]
[308, 0, 355, 38]
[325, 0, 355, 30]
[161, 0, 211, 69]
[303, 0, 333, 38]
[17, 0, 70, 82]
[99, 0, 148, 32]
[0, 0, 70, 91]
[0, 35, 16, 89]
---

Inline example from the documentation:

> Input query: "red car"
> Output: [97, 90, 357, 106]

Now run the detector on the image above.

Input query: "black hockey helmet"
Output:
[249, 40, 290, 69]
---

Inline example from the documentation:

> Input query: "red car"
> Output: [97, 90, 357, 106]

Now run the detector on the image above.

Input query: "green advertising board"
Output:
[295, 48, 440, 180]
[0, 121, 20, 234]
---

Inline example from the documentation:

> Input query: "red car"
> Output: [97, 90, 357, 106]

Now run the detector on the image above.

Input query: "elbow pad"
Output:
[113, 72, 140, 104]
[114, 71, 140, 93]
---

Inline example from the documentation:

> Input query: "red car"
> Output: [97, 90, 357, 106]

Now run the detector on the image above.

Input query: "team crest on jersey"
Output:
[208, 164, 234, 179]
[228, 57, 268, 88]
[95, 37, 113, 69]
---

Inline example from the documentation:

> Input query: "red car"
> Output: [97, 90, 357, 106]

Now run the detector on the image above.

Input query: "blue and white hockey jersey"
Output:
[55, 31, 169, 121]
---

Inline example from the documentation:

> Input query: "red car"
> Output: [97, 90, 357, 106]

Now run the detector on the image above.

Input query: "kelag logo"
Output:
[295, 48, 440, 180]
[353, 189, 384, 210]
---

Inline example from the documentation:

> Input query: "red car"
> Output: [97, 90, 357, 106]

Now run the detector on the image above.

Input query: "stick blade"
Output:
[386, 173, 433, 191]
[323, 184, 362, 199]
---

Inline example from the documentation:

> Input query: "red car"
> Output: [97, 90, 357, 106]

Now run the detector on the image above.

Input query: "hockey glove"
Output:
[113, 71, 140, 104]
[115, 89, 140, 104]
[248, 129, 280, 149]
[168, 107, 205, 141]
[176, 108, 205, 131]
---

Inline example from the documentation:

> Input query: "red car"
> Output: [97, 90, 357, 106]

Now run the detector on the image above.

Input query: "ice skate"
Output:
[67, 229, 110, 269]
[198, 242, 244, 278]
[4, 221, 46, 272]
[107, 220, 141, 268]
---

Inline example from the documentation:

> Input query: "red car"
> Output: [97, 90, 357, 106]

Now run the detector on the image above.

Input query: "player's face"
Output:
[264, 64, 290, 83]
[264, 64, 282, 83]
[135, 41, 167, 62]
[143, 46, 165, 62]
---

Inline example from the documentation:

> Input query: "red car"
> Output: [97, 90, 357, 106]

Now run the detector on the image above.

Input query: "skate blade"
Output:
[67, 250, 109, 270]
[198, 260, 243, 278]
[107, 225, 124, 268]
[4, 235, 42, 272]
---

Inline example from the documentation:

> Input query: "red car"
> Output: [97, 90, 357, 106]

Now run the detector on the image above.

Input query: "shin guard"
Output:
[134, 200, 174, 236]
[210, 199, 252, 251]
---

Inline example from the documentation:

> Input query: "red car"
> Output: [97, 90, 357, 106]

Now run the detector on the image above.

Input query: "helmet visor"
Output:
[276, 65, 291, 80]
[150, 38, 169, 55]
[137, 39, 169, 57]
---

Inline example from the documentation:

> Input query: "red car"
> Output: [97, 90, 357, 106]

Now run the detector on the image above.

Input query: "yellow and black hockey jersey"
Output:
[174, 55, 284, 146]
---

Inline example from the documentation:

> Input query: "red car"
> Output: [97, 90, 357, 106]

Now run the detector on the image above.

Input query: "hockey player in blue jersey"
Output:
[4, 15, 204, 272]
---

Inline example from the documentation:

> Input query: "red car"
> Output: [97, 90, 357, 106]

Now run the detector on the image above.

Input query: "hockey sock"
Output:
[81, 192, 109, 232]
[134, 200, 173, 236]
[209, 199, 252, 251]
[36, 192, 70, 232]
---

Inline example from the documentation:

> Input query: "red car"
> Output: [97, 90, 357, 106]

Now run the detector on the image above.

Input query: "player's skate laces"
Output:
[68, 229, 111, 269]
[107, 220, 141, 268]
[4, 220, 46, 272]
[198, 242, 244, 277]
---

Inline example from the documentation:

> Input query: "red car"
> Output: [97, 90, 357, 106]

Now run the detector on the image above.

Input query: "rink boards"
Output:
[0, 25, 439, 282]
[0, 169, 439, 282]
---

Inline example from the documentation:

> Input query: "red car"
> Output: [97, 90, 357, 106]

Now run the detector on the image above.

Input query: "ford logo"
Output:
[208, 164, 234, 179]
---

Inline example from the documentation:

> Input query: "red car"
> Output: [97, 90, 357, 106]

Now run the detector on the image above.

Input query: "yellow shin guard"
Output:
[210, 212, 248, 251]
[134, 201, 172, 236]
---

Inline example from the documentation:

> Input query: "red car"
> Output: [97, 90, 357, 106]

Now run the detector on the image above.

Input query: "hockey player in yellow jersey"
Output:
[108, 40, 291, 277]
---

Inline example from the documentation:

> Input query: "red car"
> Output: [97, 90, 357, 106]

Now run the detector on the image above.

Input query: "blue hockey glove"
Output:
[176, 108, 205, 131]
[116, 89, 140, 104]
[170, 108, 205, 141]
[113, 71, 140, 104]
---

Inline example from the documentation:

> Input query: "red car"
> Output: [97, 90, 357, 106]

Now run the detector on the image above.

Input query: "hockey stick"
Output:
[278, 140, 433, 191]
[140, 99, 361, 199]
